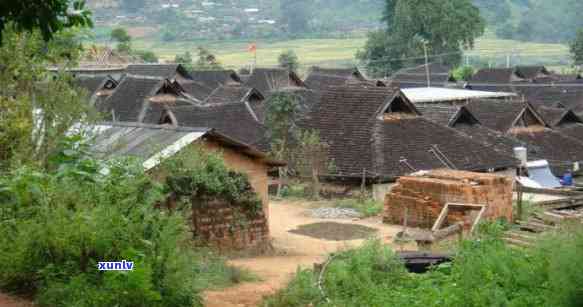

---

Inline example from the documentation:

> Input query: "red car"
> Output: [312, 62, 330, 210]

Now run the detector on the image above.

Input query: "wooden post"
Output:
[360, 168, 366, 200]
[516, 181, 523, 223]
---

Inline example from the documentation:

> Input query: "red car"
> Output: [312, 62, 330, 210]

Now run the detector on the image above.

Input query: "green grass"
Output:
[333, 198, 384, 218]
[110, 28, 572, 73]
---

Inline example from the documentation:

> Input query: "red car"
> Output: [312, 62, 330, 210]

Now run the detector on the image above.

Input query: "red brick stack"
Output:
[192, 199, 270, 250]
[383, 170, 513, 229]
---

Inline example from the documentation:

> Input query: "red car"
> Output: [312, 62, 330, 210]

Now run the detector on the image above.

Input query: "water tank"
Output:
[513, 147, 527, 166]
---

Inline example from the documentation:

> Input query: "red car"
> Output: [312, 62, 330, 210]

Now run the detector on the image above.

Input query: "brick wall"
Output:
[191, 198, 269, 250]
[384, 170, 514, 229]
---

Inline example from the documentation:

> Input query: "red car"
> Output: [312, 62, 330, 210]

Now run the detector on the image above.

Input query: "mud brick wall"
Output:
[192, 199, 270, 250]
[384, 170, 513, 229]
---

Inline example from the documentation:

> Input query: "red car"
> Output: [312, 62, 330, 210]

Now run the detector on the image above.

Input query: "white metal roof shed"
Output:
[401, 87, 516, 103]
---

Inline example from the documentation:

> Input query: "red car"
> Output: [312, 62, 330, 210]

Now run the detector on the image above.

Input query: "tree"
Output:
[570, 29, 583, 66]
[358, 0, 485, 77]
[452, 65, 475, 81]
[135, 50, 158, 63]
[0, 26, 94, 170]
[278, 50, 299, 71]
[110, 28, 132, 54]
[293, 130, 333, 199]
[175, 51, 193, 70]
[194, 47, 222, 70]
[0, 0, 92, 44]
[280, 0, 312, 35]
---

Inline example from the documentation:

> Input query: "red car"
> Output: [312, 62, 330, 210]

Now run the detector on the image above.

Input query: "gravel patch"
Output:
[309, 207, 362, 219]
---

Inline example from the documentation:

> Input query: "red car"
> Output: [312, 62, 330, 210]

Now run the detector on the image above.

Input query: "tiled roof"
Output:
[516, 66, 550, 80]
[416, 104, 479, 127]
[204, 84, 263, 105]
[179, 81, 215, 102]
[161, 103, 269, 151]
[453, 123, 524, 157]
[243, 68, 305, 95]
[74, 76, 108, 95]
[513, 130, 583, 174]
[302, 85, 516, 179]
[466, 100, 547, 133]
[303, 66, 365, 90]
[99, 76, 194, 122]
[190, 70, 241, 90]
[125, 64, 191, 79]
[559, 124, 583, 143]
[471, 68, 521, 84]
[390, 63, 452, 88]
[371, 118, 517, 178]
[536, 106, 582, 127]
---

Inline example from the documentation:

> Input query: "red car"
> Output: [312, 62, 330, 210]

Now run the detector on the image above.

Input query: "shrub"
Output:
[264, 225, 583, 307]
[334, 198, 383, 217]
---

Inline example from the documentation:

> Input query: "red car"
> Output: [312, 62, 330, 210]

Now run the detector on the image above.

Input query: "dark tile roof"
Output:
[453, 123, 524, 157]
[303, 66, 365, 90]
[243, 68, 305, 95]
[513, 130, 583, 174]
[179, 81, 215, 102]
[302, 85, 516, 179]
[74, 76, 108, 95]
[516, 66, 550, 80]
[371, 118, 517, 178]
[471, 68, 522, 84]
[190, 70, 242, 90]
[559, 124, 583, 143]
[415, 104, 464, 127]
[100, 76, 194, 123]
[160, 103, 268, 151]
[390, 63, 452, 88]
[125, 64, 192, 79]
[465, 100, 547, 133]
[536, 106, 583, 127]
[204, 84, 264, 105]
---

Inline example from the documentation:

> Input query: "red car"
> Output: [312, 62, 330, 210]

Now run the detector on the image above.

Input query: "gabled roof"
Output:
[75, 75, 117, 95]
[371, 118, 517, 178]
[471, 68, 524, 84]
[559, 124, 583, 143]
[243, 68, 305, 95]
[86, 122, 283, 170]
[303, 66, 366, 90]
[99, 76, 194, 122]
[302, 85, 516, 179]
[390, 63, 452, 88]
[536, 106, 583, 127]
[513, 130, 583, 175]
[466, 100, 548, 133]
[157, 103, 268, 151]
[416, 104, 479, 127]
[453, 122, 524, 157]
[178, 81, 215, 102]
[204, 84, 264, 105]
[516, 66, 550, 80]
[125, 64, 192, 80]
[190, 70, 242, 89]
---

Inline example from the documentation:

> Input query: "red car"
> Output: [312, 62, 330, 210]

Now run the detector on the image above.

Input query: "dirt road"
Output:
[203, 200, 409, 307]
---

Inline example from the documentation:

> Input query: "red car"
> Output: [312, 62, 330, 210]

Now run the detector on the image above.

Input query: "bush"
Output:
[264, 225, 583, 307]
[0, 143, 256, 306]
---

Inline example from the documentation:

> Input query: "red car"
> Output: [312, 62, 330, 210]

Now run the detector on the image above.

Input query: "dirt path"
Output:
[0, 293, 34, 307]
[203, 200, 411, 307]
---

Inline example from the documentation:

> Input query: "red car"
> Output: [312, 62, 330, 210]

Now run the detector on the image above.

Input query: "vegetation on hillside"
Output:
[264, 223, 583, 307]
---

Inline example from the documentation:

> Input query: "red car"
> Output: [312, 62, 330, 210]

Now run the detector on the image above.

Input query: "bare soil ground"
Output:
[203, 199, 410, 307]
[0, 293, 34, 307]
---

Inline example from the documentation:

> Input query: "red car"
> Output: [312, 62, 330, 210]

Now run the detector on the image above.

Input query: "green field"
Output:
[130, 35, 570, 71]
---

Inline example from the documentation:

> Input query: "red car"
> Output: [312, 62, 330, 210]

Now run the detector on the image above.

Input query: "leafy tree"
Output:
[570, 29, 583, 66]
[278, 49, 299, 71]
[110, 28, 132, 54]
[135, 50, 158, 63]
[0, 0, 92, 44]
[0, 26, 94, 170]
[358, 0, 485, 77]
[280, 0, 312, 35]
[194, 47, 222, 70]
[175, 51, 193, 70]
[452, 65, 475, 81]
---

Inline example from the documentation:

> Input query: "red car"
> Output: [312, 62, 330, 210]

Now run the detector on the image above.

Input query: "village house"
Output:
[86, 122, 284, 249]
[243, 68, 306, 97]
[389, 63, 454, 88]
[303, 66, 368, 91]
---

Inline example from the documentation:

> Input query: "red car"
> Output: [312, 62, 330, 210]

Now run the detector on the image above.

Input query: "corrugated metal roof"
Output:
[89, 125, 207, 170]
[401, 87, 516, 103]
